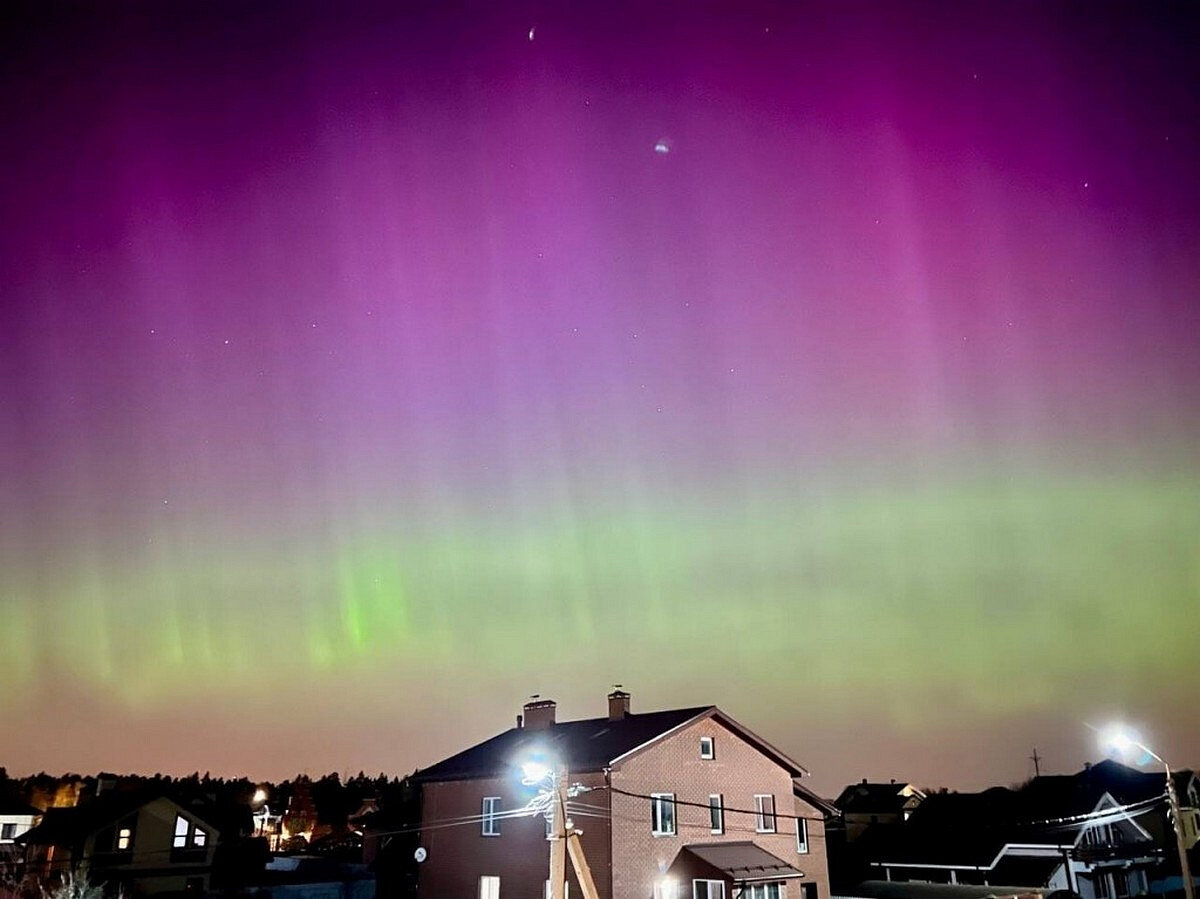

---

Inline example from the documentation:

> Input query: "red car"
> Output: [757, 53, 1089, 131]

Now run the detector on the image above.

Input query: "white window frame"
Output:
[754, 794, 776, 833]
[797, 816, 809, 853]
[482, 796, 501, 836]
[173, 815, 190, 848]
[651, 793, 677, 836]
[693, 880, 726, 899]
[117, 827, 132, 850]
[700, 736, 715, 759]
[747, 886, 781, 899]
[480, 875, 500, 899]
[709, 794, 724, 834]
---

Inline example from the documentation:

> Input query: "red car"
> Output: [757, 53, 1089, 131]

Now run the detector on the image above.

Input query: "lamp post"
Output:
[1103, 728, 1195, 899]
[521, 758, 599, 899]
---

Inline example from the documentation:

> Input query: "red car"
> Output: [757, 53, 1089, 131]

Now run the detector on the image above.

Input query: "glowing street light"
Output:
[1101, 725, 1195, 899]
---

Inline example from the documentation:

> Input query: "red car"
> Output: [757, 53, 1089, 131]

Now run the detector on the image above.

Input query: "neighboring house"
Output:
[0, 798, 40, 844]
[865, 776, 1160, 898]
[833, 783, 925, 843]
[20, 791, 221, 896]
[407, 690, 830, 899]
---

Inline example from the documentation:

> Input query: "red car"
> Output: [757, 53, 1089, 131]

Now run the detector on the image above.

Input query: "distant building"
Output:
[833, 783, 926, 842]
[408, 689, 831, 899]
[0, 797, 40, 844]
[860, 765, 1172, 898]
[20, 791, 221, 896]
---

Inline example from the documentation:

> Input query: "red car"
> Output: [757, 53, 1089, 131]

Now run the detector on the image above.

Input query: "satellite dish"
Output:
[414, 847, 427, 863]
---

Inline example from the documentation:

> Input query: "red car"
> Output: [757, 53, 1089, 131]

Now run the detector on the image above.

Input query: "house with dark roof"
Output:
[0, 796, 40, 845]
[862, 765, 1165, 899]
[19, 790, 221, 897]
[401, 690, 830, 899]
[833, 782, 926, 842]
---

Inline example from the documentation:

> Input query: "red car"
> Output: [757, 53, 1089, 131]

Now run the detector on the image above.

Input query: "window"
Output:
[700, 736, 715, 759]
[754, 794, 776, 833]
[117, 827, 132, 850]
[482, 796, 501, 836]
[747, 886, 781, 899]
[2, 823, 17, 840]
[172, 815, 206, 851]
[693, 880, 726, 899]
[1094, 874, 1111, 899]
[173, 816, 190, 848]
[651, 793, 676, 836]
[709, 794, 724, 834]
[802, 884, 819, 899]
[654, 881, 678, 899]
[480, 876, 500, 899]
[796, 817, 809, 853]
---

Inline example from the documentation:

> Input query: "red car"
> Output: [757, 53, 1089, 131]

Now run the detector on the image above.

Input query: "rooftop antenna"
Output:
[1030, 747, 1043, 777]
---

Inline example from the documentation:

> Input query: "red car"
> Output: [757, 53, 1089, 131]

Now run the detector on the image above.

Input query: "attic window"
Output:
[173, 815, 207, 849]
[700, 736, 715, 759]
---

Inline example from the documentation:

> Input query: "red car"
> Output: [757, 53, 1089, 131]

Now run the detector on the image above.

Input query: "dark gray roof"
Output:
[414, 707, 713, 782]
[835, 783, 918, 815]
[848, 880, 1065, 899]
[683, 842, 803, 882]
[0, 797, 40, 816]
[20, 791, 221, 847]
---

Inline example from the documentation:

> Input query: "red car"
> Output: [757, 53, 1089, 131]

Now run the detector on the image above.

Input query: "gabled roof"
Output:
[413, 705, 809, 782]
[20, 791, 221, 847]
[794, 781, 840, 819]
[682, 842, 804, 882]
[414, 707, 713, 782]
[836, 782, 920, 814]
[0, 797, 40, 816]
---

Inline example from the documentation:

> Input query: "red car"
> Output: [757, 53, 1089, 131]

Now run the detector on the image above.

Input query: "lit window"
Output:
[700, 737, 715, 759]
[1, 824, 17, 841]
[693, 880, 725, 899]
[651, 793, 676, 836]
[747, 886, 781, 899]
[480, 875, 500, 899]
[754, 794, 776, 833]
[709, 795, 724, 834]
[482, 796, 501, 836]
[173, 816, 190, 848]
[192, 828, 207, 848]
[117, 828, 132, 850]
[797, 817, 809, 853]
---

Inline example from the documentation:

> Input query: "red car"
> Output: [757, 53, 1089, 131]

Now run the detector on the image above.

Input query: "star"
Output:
[528, 26, 536, 41]
[654, 138, 671, 154]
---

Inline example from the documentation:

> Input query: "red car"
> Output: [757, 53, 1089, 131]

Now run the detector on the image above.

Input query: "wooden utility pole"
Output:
[1030, 747, 1042, 777]
[567, 831, 601, 899]
[549, 764, 568, 899]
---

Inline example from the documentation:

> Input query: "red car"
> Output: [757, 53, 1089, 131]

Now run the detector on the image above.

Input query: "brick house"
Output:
[409, 691, 830, 899]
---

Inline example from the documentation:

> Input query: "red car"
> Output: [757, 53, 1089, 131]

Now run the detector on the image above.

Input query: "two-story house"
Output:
[407, 690, 830, 899]
[20, 791, 221, 896]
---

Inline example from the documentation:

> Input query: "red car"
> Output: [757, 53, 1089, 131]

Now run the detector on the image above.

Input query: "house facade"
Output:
[21, 792, 220, 896]
[408, 691, 830, 899]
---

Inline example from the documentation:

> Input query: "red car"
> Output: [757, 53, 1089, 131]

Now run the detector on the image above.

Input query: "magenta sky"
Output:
[1, 2, 1198, 794]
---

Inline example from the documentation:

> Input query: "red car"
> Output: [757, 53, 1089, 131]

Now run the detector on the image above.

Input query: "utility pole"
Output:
[1164, 764, 1196, 899]
[1030, 748, 1042, 778]
[549, 764, 568, 899]
[545, 763, 601, 899]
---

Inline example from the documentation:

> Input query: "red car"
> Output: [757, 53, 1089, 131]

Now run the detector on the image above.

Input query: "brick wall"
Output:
[418, 771, 611, 899]
[610, 716, 827, 899]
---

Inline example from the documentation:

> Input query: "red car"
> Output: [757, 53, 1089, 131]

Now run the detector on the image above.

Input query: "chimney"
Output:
[607, 689, 631, 721]
[523, 698, 557, 729]
[516, 714, 524, 729]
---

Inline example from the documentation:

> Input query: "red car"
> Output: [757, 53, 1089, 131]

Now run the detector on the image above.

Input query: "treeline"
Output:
[0, 766, 414, 833]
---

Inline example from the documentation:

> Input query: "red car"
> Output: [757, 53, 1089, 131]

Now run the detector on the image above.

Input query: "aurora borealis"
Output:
[2, 2, 1198, 792]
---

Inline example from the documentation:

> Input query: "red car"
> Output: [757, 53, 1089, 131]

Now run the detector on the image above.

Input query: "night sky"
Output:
[2, 1, 1198, 794]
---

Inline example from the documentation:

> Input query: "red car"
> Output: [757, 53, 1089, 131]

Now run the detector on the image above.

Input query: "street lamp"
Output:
[1102, 725, 1195, 899]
